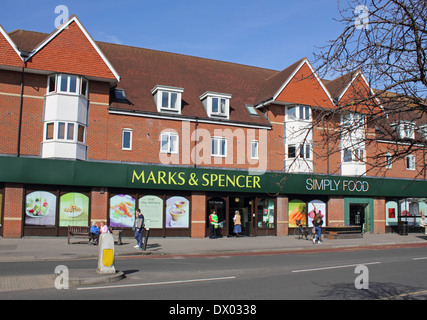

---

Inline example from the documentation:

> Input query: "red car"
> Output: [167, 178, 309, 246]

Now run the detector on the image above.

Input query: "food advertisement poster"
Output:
[139, 195, 163, 229]
[110, 194, 135, 228]
[166, 196, 189, 228]
[288, 199, 306, 227]
[59, 193, 89, 226]
[308, 200, 326, 227]
[25, 191, 57, 226]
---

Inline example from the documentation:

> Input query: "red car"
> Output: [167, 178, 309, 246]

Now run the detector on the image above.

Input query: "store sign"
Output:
[305, 178, 370, 193]
[130, 169, 262, 191]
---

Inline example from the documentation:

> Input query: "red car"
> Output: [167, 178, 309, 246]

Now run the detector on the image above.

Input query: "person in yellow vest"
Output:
[233, 210, 242, 237]
[209, 210, 219, 239]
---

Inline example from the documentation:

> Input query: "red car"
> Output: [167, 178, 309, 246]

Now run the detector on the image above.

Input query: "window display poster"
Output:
[25, 191, 57, 226]
[289, 199, 306, 227]
[308, 200, 326, 227]
[59, 192, 89, 227]
[386, 201, 398, 226]
[139, 195, 163, 229]
[110, 194, 135, 228]
[166, 196, 189, 228]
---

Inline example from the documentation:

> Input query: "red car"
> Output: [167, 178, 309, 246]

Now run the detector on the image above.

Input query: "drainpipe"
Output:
[17, 51, 30, 157]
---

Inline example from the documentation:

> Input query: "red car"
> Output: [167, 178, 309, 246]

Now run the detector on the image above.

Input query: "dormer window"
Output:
[152, 85, 184, 114]
[392, 121, 415, 140]
[200, 92, 231, 119]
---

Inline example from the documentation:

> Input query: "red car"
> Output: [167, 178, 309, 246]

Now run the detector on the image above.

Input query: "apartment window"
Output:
[152, 85, 184, 113]
[211, 137, 227, 157]
[44, 121, 85, 143]
[286, 105, 311, 121]
[406, 155, 415, 170]
[398, 122, 415, 139]
[46, 123, 54, 140]
[122, 129, 132, 150]
[385, 153, 392, 169]
[160, 132, 178, 153]
[47, 74, 88, 97]
[343, 148, 365, 163]
[288, 144, 296, 158]
[200, 92, 232, 119]
[251, 141, 259, 159]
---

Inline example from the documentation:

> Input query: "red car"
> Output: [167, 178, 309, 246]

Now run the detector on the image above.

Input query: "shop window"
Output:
[257, 198, 275, 229]
[139, 195, 164, 229]
[289, 199, 307, 227]
[166, 196, 189, 228]
[59, 192, 89, 227]
[109, 194, 136, 228]
[25, 191, 57, 226]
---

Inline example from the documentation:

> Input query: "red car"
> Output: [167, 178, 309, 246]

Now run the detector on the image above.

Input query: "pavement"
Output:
[1, 232, 427, 293]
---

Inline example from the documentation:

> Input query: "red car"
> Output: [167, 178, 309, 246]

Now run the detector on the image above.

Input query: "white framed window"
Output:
[286, 105, 311, 121]
[152, 85, 184, 113]
[47, 74, 88, 97]
[398, 122, 415, 140]
[287, 143, 312, 159]
[160, 132, 179, 154]
[343, 148, 365, 163]
[385, 153, 392, 169]
[44, 121, 85, 143]
[251, 140, 259, 159]
[406, 155, 415, 170]
[200, 92, 232, 119]
[122, 129, 132, 150]
[211, 137, 227, 157]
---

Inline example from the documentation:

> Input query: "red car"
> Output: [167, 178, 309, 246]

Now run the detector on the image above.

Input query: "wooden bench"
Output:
[324, 226, 363, 239]
[67, 226, 90, 244]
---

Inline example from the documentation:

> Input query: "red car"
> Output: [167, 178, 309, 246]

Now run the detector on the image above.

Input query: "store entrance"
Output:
[350, 204, 366, 230]
[229, 196, 254, 237]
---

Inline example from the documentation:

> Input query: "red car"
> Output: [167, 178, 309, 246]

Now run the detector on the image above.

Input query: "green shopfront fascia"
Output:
[0, 157, 426, 237]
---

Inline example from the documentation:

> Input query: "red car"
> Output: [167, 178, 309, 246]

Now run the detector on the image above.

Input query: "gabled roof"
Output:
[20, 15, 120, 82]
[0, 24, 24, 68]
[255, 58, 335, 109]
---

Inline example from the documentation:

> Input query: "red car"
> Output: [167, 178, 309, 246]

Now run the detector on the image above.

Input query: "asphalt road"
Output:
[2, 245, 427, 304]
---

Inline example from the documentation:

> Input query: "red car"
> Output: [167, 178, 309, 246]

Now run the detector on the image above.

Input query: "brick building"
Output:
[0, 16, 426, 238]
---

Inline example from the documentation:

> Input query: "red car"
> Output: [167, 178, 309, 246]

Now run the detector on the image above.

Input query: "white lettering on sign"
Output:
[306, 178, 369, 193]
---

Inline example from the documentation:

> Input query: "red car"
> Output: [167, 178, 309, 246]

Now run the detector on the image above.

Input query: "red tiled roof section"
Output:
[0, 29, 23, 68]
[98, 41, 276, 125]
[23, 21, 116, 80]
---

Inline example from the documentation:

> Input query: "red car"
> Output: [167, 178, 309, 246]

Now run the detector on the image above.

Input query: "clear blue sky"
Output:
[1, 0, 345, 72]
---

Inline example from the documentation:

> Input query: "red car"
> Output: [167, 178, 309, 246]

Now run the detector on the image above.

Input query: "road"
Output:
[2, 245, 427, 304]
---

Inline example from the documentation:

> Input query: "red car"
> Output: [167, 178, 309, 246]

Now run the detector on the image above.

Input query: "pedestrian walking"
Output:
[209, 210, 219, 239]
[233, 210, 242, 237]
[134, 209, 145, 249]
[312, 213, 323, 244]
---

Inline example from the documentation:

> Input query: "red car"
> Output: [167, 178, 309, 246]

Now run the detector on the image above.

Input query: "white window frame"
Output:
[398, 122, 415, 140]
[251, 140, 259, 159]
[44, 121, 85, 143]
[405, 155, 415, 170]
[200, 92, 232, 119]
[211, 137, 227, 157]
[122, 129, 133, 151]
[286, 105, 311, 121]
[47, 74, 88, 97]
[385, 153, 393, 169]
[160, 132, 179, 154]
[152, 85, 184, 114]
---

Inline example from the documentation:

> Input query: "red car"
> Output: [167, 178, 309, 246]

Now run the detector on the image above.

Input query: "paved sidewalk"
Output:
[1, 232, 427, 262]
[1, 233, 427, 293]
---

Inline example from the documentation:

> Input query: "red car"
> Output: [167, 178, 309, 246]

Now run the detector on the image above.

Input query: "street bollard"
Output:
[96, 233, 116, 274]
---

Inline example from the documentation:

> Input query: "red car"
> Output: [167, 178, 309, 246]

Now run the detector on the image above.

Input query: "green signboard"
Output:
[0, 156, 426, 198]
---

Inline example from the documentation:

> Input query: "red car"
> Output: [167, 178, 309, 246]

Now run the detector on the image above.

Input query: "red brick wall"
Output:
[3, 183, 24, 238]
[90, 188, 109, 223]
[328, 197, 344, 226]
[191, 192, 206, 238]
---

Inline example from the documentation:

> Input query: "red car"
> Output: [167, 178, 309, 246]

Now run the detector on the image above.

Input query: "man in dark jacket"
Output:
[134, 209, 145, 249]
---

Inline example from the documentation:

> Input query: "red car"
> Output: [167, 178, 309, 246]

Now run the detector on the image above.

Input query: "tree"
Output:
[313, 0, 427, 179]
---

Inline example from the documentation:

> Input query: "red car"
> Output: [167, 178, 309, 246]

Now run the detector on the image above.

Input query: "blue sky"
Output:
[1, 0, 345, 73]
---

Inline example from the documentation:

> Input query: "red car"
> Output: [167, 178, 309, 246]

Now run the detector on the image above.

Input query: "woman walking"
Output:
[233, 210, 242, 237]
[312, 213, 323, 244]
